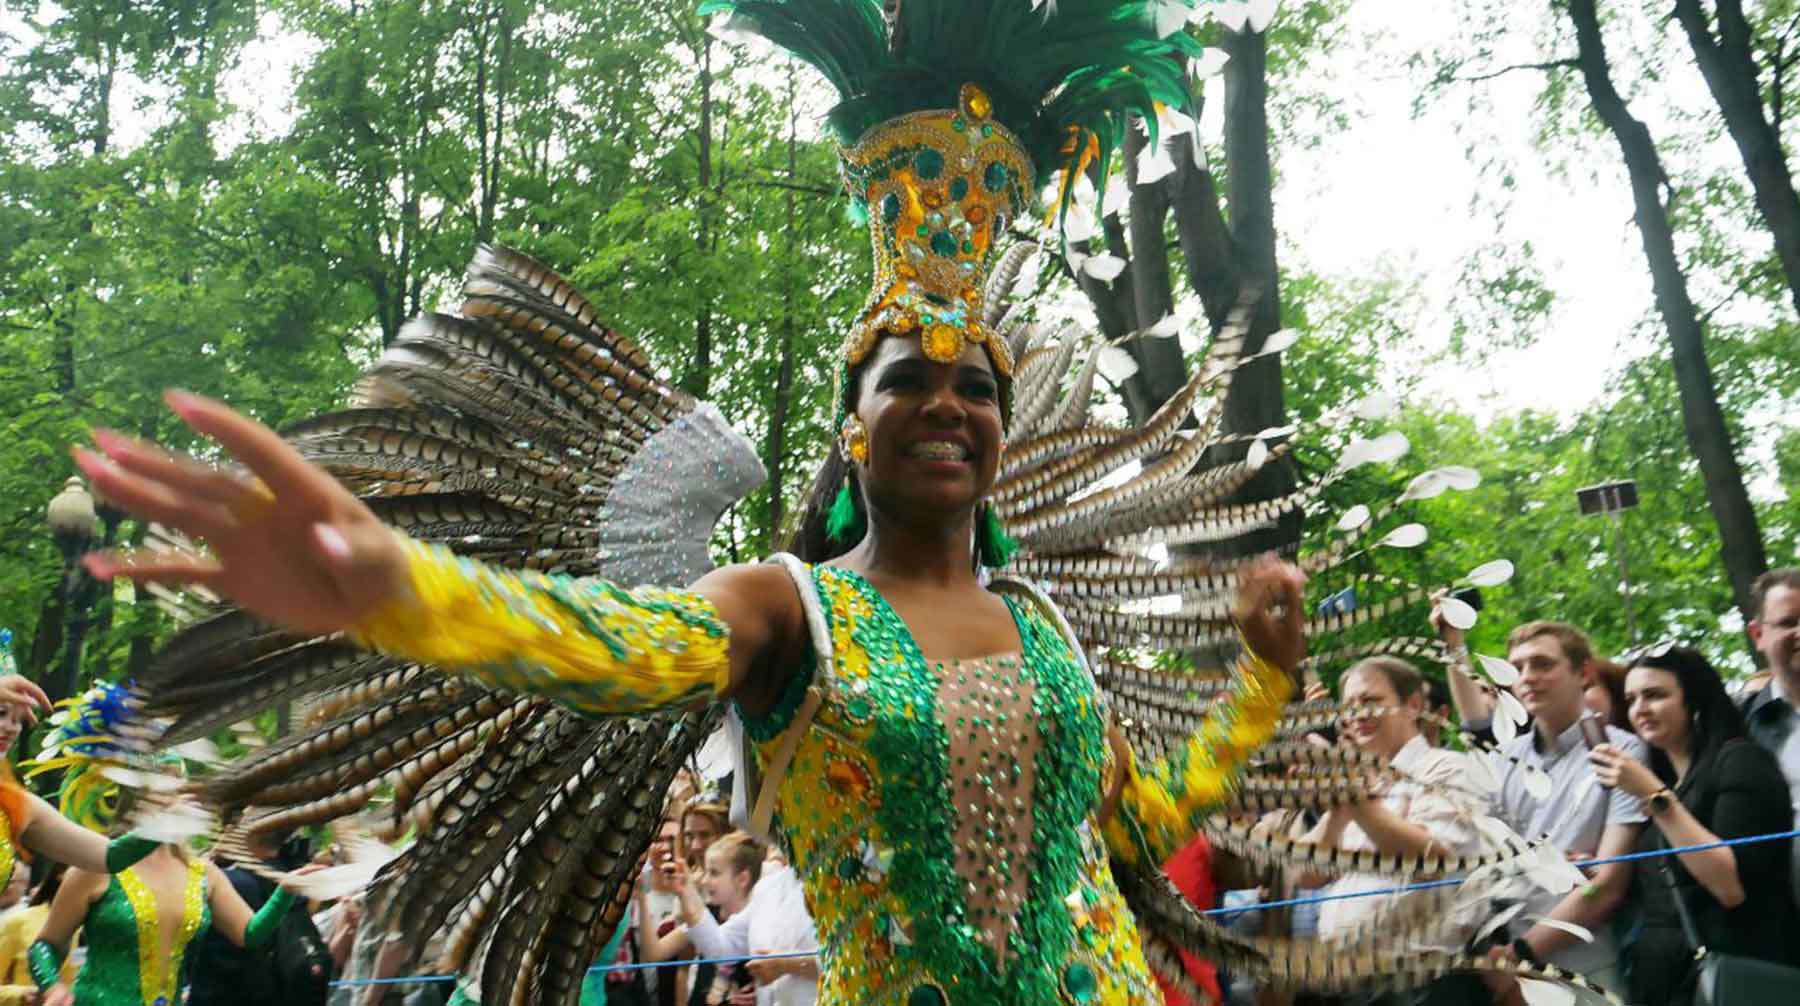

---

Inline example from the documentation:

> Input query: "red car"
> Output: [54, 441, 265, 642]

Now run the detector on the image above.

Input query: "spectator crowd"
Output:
[5, 569, 1799, 1006]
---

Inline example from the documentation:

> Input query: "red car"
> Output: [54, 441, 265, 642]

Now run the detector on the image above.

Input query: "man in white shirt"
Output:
[1311, 657, 1492, 940]
[1442, 617, 1646, 994]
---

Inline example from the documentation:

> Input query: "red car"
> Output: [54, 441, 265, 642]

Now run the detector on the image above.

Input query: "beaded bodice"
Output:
[74, 859, 209, 1006]
[742, 565, 1157, 1005]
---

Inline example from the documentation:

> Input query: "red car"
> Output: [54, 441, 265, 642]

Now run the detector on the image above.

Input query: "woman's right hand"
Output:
[74, 390, 412, 637]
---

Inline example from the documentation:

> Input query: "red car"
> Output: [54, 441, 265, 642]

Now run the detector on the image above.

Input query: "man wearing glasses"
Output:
[1739, 568, 1800, 913]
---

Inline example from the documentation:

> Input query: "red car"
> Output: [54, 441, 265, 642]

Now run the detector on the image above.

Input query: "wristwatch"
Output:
[1644, 787, 1675, 816]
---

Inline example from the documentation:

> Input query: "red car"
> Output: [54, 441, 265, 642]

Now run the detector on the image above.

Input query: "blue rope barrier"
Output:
[325, 827, 1800, 988]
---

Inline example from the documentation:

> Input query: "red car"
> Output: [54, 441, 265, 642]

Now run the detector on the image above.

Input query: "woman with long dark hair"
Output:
[1589, 645, 1799, 1006]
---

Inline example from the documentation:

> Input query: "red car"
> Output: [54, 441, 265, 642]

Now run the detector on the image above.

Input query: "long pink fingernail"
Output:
[315, 524, 352, 561]
[165, 389, 201, 418]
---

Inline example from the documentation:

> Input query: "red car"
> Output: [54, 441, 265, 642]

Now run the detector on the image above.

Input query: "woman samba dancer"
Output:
[54, 3, 1479, 1004]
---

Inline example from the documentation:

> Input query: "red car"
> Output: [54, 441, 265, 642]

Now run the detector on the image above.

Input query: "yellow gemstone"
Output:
[964, 83, 992, 120]
[923, 189, 945, 209]
[922, 323, 962, 363]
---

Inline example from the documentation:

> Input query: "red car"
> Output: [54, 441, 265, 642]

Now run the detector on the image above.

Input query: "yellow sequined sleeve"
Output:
[350, 537, 732, 717]
[1103, 645, 1292, 867]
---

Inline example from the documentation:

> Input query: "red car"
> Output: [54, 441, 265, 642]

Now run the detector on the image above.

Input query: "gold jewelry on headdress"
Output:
[839, 83, 1028, 380]
[839, 415, 870, 465]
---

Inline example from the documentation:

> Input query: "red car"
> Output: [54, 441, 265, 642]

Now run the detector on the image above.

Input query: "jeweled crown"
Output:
[839, 83, 1029, 379]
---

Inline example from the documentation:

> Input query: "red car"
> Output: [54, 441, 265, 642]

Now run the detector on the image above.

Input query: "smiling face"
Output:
[1507, 633, 1589, 733]
[850, 335, 1004, 530]
[1340, 666, 1421, 761]
[701, 844, 752, 913]
[1625, 665, 1691, 756]
[0, 703, 25, 754]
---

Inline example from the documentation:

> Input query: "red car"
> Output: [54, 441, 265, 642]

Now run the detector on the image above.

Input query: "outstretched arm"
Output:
[1103, 556, 1303, 867]
[74, 393, 802, 718]
[205, 862, 302, 949]
[17, 791, 164, 875]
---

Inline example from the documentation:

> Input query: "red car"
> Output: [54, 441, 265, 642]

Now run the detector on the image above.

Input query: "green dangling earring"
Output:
[827, 415, 870, 546]
[825, 479, 865, 546]
[976, 502, 1017, 568]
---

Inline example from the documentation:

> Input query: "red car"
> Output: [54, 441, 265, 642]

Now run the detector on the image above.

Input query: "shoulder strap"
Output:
[734, 554, 833, 840]
[988, 573, 1102, 701]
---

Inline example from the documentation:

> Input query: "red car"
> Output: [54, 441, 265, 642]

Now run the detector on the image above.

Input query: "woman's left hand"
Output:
[1233, 554, 1307, 673]
[1589, 744, 1660, 799]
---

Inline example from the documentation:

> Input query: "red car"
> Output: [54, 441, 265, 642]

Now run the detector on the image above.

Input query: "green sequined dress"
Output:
[736, 565, 1157, 1006]
[71, 860, 209, 1006]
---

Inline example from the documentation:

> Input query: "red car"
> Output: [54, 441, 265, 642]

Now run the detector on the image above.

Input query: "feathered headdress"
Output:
[25, 682, 167, 832]
[704, 0, 1207, 556]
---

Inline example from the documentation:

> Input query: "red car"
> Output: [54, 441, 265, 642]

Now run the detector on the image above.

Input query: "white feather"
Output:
[1465, 559, 1516, 587]
[1496, 690, 1529, 728]
[100, 765, 185, 792]
[1143, 312, 1181, 339]
[1471, 901, 1527, 947]
[1517, 980, 1576, 1006]
[1438, 595, 1478, 630]
[1190, 48, 1230, 78]
[168, 738, 223, 764]
[1213, 1, 1251, 31]
[1102, 174, 1131, 218]
[1335, 504, 1371, 532]
[1096, 346, 1139, 383]
[1477, 653, 1520, 687]
[1246, 439, 1269, 469]
[1082, 254, 1128, 282]
[1338, 431, 1410, 470]
[274, 861, 387, 903]
[1255, 328, 1299, 356]
[1136, 143, 1177, 185]
[1378, 523, 1428, 549]
[1154, 0, 1190, 37]
[1399, 470, 1451, 503]
[1438, 465, 1481, 490]
[128, 800, 216, 844]
[1492, 706, 1517, 745]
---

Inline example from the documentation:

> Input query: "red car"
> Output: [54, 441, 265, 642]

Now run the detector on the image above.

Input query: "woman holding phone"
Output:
[1589, 645, 1798, 1006]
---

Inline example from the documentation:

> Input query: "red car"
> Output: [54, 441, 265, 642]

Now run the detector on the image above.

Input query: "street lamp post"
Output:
[46, 477, 100, 704]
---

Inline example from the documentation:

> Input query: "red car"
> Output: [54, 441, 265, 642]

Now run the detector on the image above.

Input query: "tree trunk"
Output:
[1566, 0, 1769, 622]
[1219, 25, 1296, 554]
[765, 64, 800, 547]
[1672, 0, 1800, 318]
[686, 35, 716, 399]
[1121, 126, 1189, 418]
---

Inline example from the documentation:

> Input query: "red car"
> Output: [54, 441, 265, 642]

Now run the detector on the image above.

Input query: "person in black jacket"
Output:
[1588, 644, 1799, 1006]
[185, 829, 309, 1006]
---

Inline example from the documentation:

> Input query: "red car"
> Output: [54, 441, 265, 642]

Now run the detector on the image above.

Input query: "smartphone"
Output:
[1577, 713, 1607, 750]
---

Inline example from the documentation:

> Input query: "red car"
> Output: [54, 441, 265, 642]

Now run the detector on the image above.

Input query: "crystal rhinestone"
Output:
[983, 161, 1009, 193]
[1063, 961, 1098, 1002]
[915, 148, 945, 181]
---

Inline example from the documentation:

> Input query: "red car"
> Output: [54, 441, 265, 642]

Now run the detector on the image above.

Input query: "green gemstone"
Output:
[983, 160, 1008, 193]
[837, 855, 861, 880]
[930, 231, 958, 257]
[950, 177, 969, 201]
[847, 697, 871, 719]
[961, 239, 975, 255]
[908, 985, 946, 1006]
[882, 193, 901, 223]
[916, 224, 930, 237]
[981, 124, 994, 137]
[1064, 962, 1098, 1002]
[915, 148, 945, 180]
[952, 118, 966, 132]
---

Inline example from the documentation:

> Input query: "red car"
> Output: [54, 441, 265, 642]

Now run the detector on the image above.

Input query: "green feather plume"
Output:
[697, 0, 1206, 193]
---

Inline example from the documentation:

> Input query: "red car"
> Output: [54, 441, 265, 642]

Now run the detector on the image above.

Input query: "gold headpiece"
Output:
[838, 83, 1029, 379]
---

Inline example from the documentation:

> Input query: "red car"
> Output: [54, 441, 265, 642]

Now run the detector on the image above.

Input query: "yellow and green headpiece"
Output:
[26, 682, 173, 832]
[700, 0, 1210, 400]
